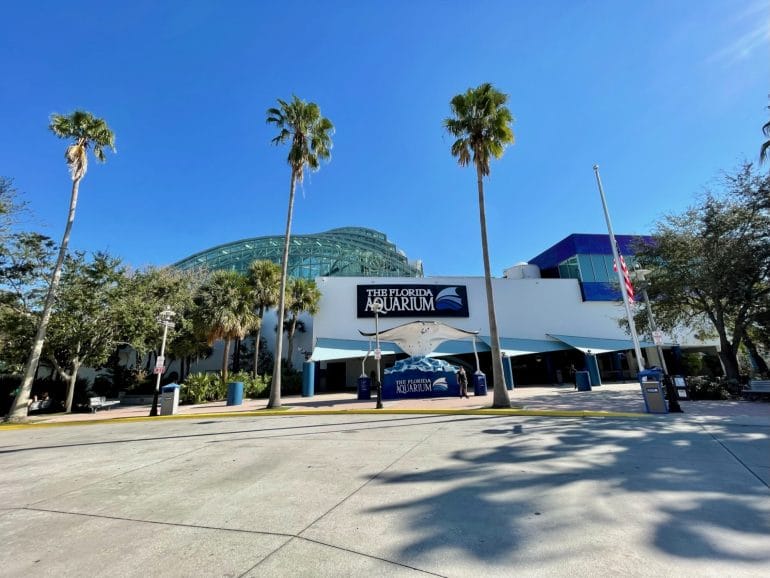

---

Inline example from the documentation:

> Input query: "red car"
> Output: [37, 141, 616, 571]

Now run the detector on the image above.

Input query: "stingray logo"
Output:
[435, 287, 464, 311]
[432, 377, 449, 392]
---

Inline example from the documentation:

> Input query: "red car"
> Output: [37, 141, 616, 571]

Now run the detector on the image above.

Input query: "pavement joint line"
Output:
[247, 425, 443, 576]
[0, 408, 652, 430]
[697, 423, 770, 490]
[18, 506, 443, 577]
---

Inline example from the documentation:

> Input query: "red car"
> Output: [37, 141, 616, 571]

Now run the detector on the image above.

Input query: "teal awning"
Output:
[311, 338, 403, 362]
[480, 336, 572, 357]
[548, 334, 655, 354]
[427, 338, 491, 357]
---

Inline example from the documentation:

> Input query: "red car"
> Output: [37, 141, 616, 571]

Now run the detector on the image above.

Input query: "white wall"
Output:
[314, 276, 645, 344]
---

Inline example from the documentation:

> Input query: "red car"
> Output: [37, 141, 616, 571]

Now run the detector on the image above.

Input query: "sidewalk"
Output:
[17, 381, 770, 426]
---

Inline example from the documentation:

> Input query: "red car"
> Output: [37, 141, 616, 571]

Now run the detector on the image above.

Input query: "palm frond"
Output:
[50, 110, 115, 179]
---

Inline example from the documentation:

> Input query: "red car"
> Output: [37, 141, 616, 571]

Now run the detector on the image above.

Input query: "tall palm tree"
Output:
[193, 270, 258, 385]
[444, 83, 515, 408]
[760, 102, 770, 164]
[284, 278, 321, 369]
[6, 111, 115, 422]
[266, 95, 333, 408]
[247, 259, 281, 378]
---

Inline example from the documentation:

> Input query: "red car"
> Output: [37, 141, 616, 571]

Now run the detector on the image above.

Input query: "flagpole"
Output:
[593, 164, 645, 372]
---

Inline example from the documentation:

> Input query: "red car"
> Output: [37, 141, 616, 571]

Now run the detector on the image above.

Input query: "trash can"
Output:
[357, 376, 371, 400]
[575, 371, 591, 391]
[473, 371, 488, 396]
[638, 369, 667, 413]
[161, 383, 180, 415]
[226, 381, 244, 406]
[301, 360, 315, 397]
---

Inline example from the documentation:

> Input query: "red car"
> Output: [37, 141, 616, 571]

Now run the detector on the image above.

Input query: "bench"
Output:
[87, 396, 121, 413]
[742, 380, 770, 401]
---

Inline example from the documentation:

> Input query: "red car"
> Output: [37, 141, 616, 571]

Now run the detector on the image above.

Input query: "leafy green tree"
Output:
[266, 96, 333, 408]
[7, 111, 115, 421]
[0, 232, 56, 371]
[283, 278, 321, 369]
[247, 259, 280, 378]
[193, 270, 258, 385]
[45, 252, 126, 412]
[444, 83, 515, 408]
[637, 164, 770, 380]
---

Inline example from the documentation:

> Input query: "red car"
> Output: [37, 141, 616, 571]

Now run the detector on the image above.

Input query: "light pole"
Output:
[149, 305, 175, 417]
[372, 300, 384, 409]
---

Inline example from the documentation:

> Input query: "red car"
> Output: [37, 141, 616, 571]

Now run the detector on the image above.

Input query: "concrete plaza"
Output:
[1, 390, 768, 577]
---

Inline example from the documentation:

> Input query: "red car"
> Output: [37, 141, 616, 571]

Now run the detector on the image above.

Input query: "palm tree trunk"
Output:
[252, 307, 264, 379]
[65, 358, 81, 413]
[222, 338, 231, 385]
[476, 165, 511, 408]
[6, 177, 81, 422]
[269, 171, 297, 409]
[286, 317, 298, 370]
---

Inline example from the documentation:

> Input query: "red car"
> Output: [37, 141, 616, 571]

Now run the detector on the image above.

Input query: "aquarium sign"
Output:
[357, 284, 469, 318]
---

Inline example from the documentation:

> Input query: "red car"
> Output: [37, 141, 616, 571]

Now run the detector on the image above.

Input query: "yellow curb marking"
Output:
[0, 407, 652, 430]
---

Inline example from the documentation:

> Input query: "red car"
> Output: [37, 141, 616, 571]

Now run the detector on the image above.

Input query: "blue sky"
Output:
[2, 0, 768, 277]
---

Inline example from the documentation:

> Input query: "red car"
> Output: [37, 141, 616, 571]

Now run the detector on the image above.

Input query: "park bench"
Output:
[87, 396, 120, 413]
[742, 380, 770, 401]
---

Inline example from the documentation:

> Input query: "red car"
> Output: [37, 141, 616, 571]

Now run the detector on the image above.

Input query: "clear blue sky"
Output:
[2, 0, 768, 276]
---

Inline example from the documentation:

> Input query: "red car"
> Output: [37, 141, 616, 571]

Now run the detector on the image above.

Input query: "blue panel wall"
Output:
[581, 281, 622, 301]
[529, 234, 654, 270]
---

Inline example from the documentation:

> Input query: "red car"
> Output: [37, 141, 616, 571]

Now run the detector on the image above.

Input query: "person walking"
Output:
[457, 366, 469, 398]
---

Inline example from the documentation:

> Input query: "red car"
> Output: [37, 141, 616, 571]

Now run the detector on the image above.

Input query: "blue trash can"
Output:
[473, 371, 488, 396]
[638, 369, 667, 413]
[302, 360, 315, 397]
[575, 371, 591, 391]
[357, 376, 371, 400]
[226, 381, 244, 406]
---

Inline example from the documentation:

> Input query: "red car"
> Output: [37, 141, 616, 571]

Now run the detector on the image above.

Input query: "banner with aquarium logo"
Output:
[357, 284, 469, 318]
[382, 370, 459, 399]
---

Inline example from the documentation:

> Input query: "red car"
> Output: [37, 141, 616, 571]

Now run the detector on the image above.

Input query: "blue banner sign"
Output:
[382, 370, 459, 399]
[357, 284, 469, 318]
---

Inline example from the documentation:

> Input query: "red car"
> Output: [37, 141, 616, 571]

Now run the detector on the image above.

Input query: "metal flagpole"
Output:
[592, 165, 645, 372]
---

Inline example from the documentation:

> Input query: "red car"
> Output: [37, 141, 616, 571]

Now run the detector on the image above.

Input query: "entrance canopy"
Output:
[480, 336, 572, 357]
[311, 337, 403, 362]
[548, 334, 655, 354]
[360, 320, 479, 357]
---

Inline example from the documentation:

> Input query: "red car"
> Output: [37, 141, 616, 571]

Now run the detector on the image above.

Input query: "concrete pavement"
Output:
[1, 400, 768, 576]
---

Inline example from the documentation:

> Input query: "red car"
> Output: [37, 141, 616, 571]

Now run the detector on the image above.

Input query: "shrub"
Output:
[180, 373, 218, 405]
[686, 376, 732, 400]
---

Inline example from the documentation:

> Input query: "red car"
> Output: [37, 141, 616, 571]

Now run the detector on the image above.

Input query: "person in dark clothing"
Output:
[457, 366, 469, 398]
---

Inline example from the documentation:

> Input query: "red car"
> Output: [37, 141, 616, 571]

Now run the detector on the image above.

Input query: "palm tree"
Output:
[284, 278, 321, 369]
[266, 96, 333, 408]
[247, 259, 281, 378]
[6, 111, 115, 422]
[760, 101, 770, 164]
[444, 83, 515, 408]
[193, 270, 258, 385]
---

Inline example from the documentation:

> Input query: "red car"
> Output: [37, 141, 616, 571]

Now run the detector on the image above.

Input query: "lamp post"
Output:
[372, 300, 384, 409]
[149, 305, 175, 417]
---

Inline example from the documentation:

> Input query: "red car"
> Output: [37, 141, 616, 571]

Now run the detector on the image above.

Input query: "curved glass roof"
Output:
[173, 227, 423, 279]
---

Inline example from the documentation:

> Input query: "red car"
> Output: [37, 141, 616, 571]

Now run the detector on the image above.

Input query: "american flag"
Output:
[613, 255, 635, 304]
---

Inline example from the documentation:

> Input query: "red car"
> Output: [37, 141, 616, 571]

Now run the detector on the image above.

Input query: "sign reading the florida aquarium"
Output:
[357, 284, 469, 318]
[382, 357, 460, 399]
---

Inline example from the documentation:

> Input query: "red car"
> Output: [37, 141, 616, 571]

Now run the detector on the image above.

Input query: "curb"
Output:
[0, 407, 652, 430]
